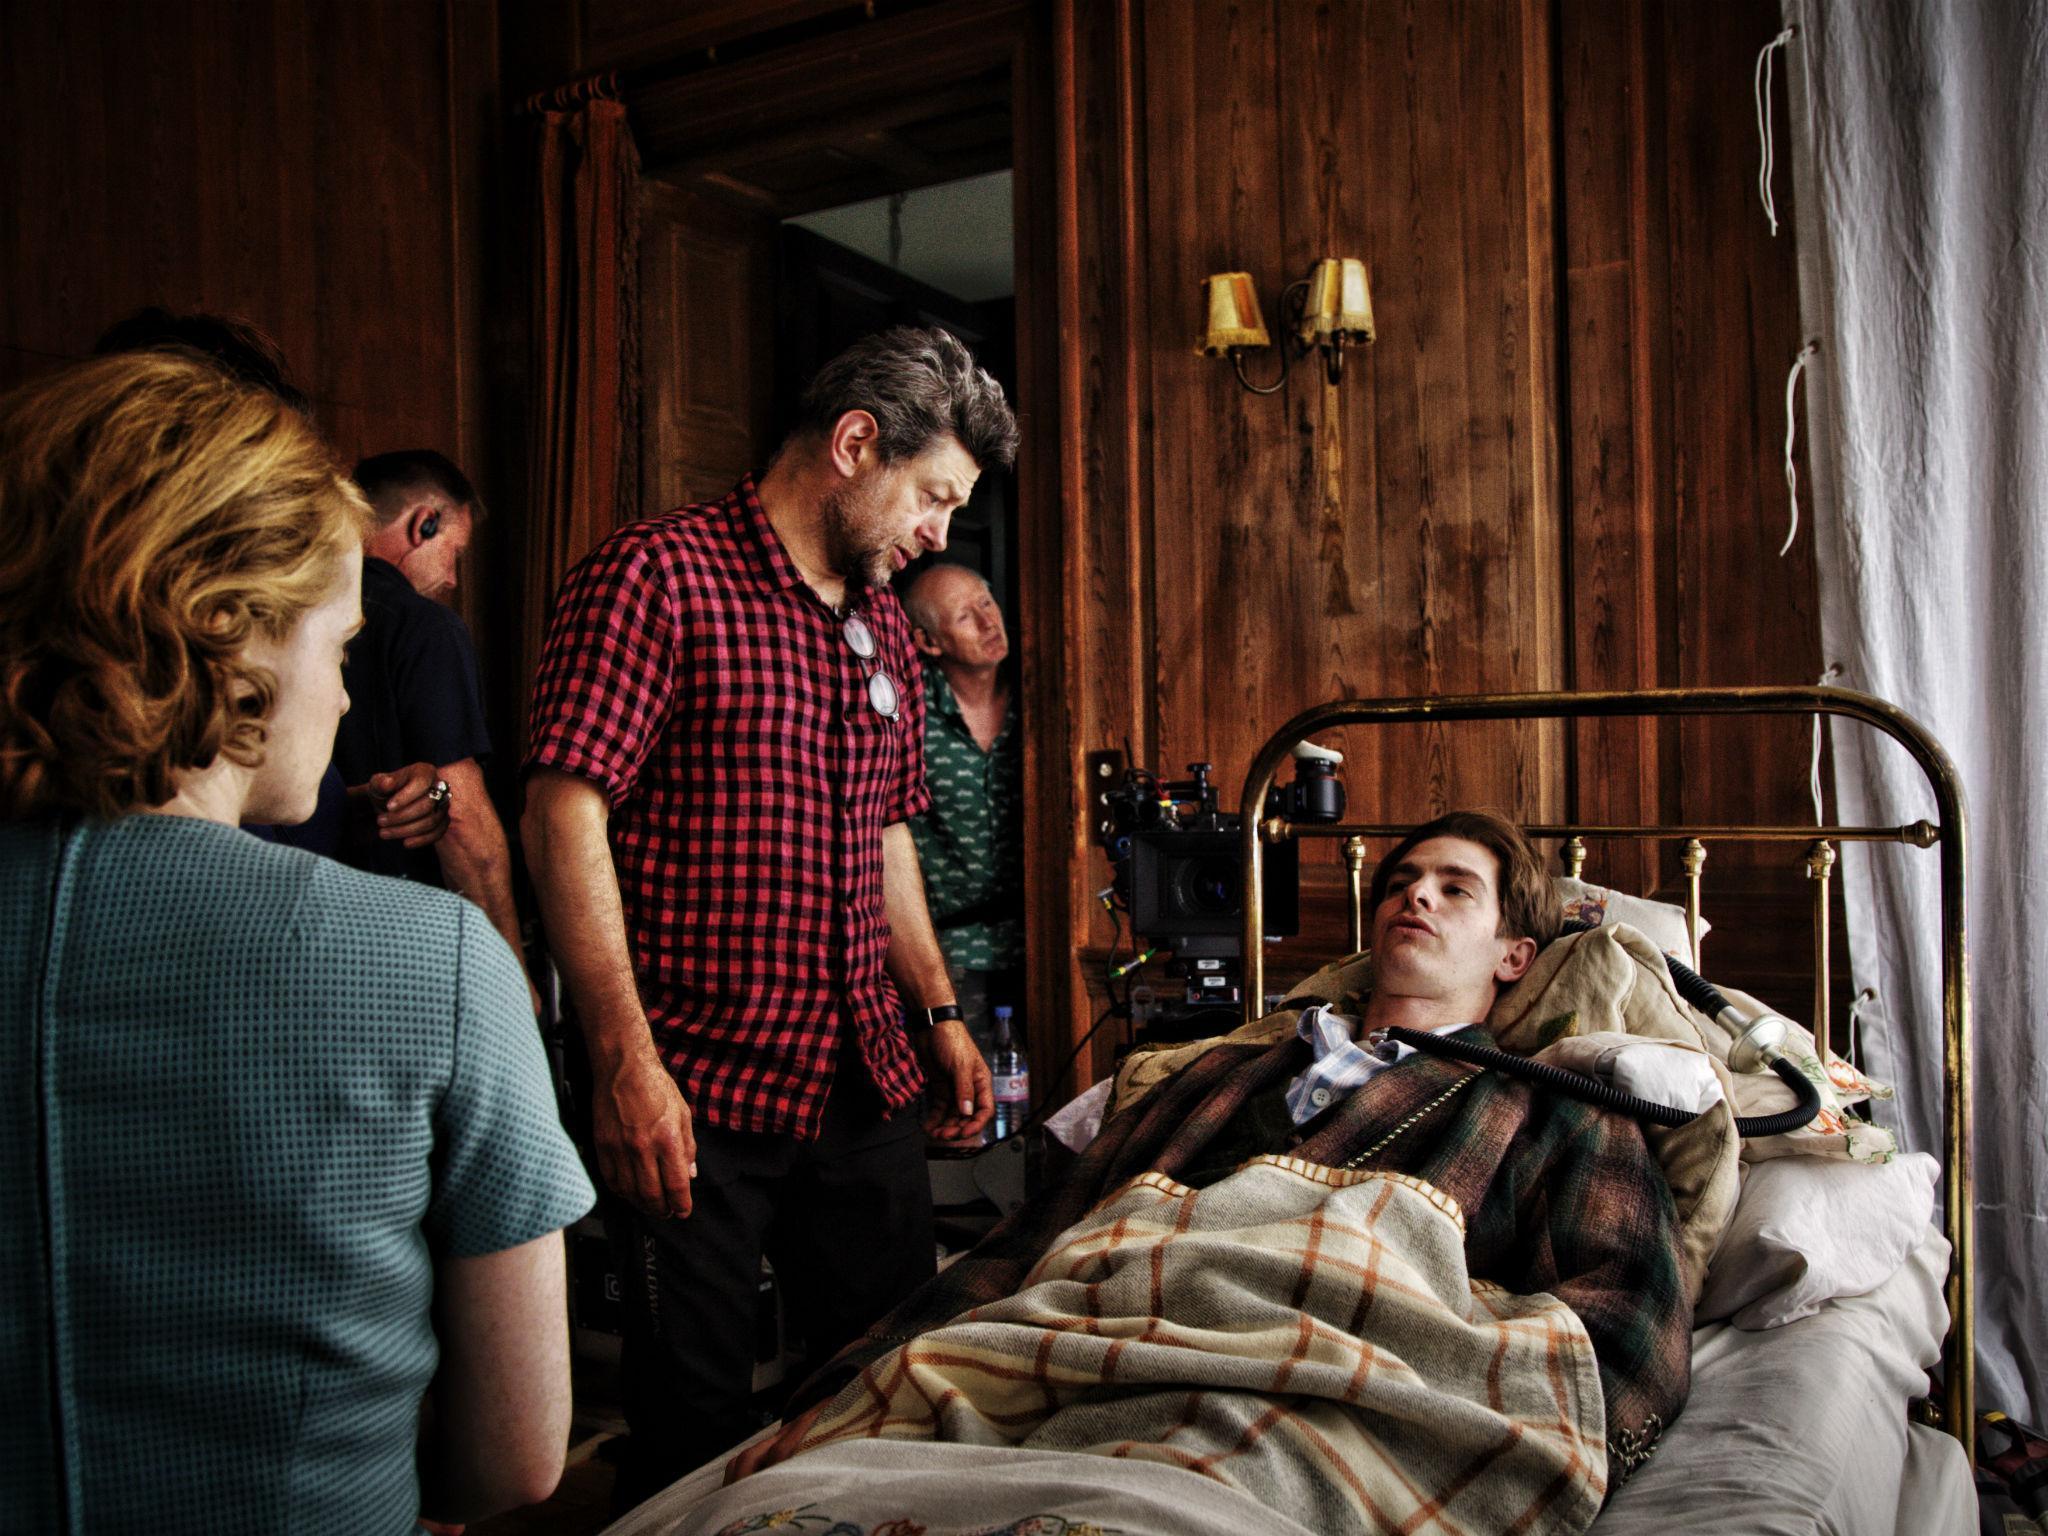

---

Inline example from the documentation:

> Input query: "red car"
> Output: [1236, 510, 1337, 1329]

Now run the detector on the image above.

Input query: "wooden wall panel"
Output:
[1054, 0, 1825, 1038]
[1661, 0, 1824, 837]
[1059, 0, 1570, 1029]
[0, 0, 516, 747]
[1657, 1, 1826, 1013]
[1, 2, 476, 468]
[1557, 0, 1674, 901]
[1546, 0, 1819, 1016]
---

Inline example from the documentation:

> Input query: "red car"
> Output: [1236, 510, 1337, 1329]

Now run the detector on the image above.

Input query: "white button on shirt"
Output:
[1283, 1004, 1476, 1126]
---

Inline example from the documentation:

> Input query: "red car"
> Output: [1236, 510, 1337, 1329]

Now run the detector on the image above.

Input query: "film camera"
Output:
[1092, 743, 1346, 1032]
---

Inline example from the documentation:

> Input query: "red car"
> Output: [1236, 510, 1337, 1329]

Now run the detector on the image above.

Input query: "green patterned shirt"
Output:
[909, 664, 1023, 972]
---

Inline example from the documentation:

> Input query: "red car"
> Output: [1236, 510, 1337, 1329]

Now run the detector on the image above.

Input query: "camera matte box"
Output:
[1129, 829, 1300, 942]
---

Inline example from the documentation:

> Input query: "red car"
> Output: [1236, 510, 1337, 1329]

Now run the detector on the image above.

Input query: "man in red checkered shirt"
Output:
[522, 327, 1017, 1503]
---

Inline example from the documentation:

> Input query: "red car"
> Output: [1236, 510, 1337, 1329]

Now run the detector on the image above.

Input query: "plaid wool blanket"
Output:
[794, 1155, 1608, 1535]
[792, 1028, 1690, 1493]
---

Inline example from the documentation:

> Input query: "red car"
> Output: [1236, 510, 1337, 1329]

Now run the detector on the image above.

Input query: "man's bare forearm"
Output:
[882, 822, 991, 1140]
[520, 768, 654, 1067]
[524, 768, 698, 1214]
[432, 759, 528, 972]
[881, 821, 955, 1008]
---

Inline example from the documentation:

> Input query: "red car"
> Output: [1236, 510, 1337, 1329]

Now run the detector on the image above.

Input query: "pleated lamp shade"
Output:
[1196, 271, 1271, 355]
[1297, 257, 1375, 346]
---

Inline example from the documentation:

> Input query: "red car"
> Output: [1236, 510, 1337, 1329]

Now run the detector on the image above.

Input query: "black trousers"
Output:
[603, 1066, 934, 1508]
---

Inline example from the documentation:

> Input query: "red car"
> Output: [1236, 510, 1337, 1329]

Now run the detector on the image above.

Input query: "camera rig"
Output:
[1090, 742, 1346, 1038]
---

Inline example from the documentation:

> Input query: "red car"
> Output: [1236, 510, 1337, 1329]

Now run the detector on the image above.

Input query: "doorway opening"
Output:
[628, 6, 1034, 1052]
[783, 171, 1017, 622]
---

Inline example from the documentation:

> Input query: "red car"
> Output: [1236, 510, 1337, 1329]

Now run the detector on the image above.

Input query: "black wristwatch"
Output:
[912, 1002, 965, 1033]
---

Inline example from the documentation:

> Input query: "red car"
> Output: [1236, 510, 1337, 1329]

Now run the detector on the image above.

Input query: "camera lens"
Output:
[1175, 854, 1241, 917]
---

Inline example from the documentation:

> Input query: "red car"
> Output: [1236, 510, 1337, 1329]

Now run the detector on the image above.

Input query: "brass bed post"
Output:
[1563, 835, 1587, 880]
[1237, 687, 1973, 1460]
[1935, 796, 1972, 1448]
[1807, 840, 1837, 1062]
[1344, 836, 1369, 953]
[1682, 839, 1707, 966]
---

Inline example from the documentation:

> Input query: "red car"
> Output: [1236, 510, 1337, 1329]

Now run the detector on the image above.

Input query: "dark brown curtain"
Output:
[522, 96, 641, 743]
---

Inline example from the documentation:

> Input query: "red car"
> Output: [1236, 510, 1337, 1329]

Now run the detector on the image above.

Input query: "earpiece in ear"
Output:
[419, 510, 441, 540]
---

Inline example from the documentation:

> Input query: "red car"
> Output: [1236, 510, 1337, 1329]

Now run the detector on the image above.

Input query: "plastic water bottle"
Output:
[989, 1006, 1030, 1141]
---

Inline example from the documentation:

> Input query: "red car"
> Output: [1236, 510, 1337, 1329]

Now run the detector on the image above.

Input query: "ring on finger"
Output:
[425, 778, 452, 807]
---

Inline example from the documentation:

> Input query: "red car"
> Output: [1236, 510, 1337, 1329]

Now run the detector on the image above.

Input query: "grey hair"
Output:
[793, 326, 1018, 471]
[902, 561, 992, 633]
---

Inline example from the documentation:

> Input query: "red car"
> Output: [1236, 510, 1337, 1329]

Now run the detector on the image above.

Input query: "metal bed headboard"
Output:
[1234, 685, 1973, 1454]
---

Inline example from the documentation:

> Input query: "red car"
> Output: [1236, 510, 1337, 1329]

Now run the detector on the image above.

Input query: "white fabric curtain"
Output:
[1783, 0, 2048, 1422]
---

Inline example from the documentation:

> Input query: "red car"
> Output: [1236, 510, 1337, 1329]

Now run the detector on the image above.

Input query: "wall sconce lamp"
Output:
[1197, 258, 1376, 393]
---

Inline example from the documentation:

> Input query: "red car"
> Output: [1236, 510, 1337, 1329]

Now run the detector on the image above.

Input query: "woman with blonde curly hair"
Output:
[0, 351, 593, 1535]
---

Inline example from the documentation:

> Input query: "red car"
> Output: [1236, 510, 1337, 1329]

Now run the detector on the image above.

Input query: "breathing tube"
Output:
[1383, 930, 1823, 1137]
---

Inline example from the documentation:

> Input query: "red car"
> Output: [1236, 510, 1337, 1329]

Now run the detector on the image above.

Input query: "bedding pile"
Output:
[617, 932, 1961, 1536]
[788, 1156, 1607, 1535]
[611, 1226, 1967, 1536]
[780, 1017, 1694, 1512]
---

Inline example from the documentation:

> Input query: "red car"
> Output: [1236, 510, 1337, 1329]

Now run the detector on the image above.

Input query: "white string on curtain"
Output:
[1754, 25, 1798, 235]
[1783, 0, 2048, 1424]
[1780, 341, 1819, 556]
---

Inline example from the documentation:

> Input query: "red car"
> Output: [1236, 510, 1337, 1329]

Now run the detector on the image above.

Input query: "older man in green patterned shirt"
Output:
[903, 563, 1022, 1054]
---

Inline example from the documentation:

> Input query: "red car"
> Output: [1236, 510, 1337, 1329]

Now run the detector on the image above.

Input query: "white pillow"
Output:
[1696, 1150, 1939, 1328]
[1555, 877, 1709, 968]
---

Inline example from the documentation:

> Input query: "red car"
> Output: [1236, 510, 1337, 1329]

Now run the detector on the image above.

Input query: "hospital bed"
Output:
[606, 685, 1978, 1536]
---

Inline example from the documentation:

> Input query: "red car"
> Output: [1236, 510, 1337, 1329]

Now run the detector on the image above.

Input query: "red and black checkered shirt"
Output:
[524, 477, 931, 1140]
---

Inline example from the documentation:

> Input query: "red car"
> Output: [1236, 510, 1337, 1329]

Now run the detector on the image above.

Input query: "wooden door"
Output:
[637, 179, 779, 512]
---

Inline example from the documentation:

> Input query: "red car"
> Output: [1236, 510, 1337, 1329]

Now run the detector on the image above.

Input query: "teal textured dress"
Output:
[0, 814, 595, 1535]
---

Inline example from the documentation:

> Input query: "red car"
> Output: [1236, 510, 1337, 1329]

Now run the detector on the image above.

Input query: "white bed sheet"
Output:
[1594, 1223, 1973, 1535]
[605, 1226, 1975, 1536]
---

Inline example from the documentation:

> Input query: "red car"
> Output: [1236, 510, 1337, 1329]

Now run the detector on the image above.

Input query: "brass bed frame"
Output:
[1233, 686, 1974, 1456]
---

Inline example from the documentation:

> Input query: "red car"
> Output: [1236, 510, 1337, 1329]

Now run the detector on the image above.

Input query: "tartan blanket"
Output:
[795, 1155, 1608, 1535]
[792, 1028, 1690, 1492]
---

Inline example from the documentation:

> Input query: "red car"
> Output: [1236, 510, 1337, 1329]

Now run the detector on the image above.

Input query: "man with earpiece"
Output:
[338, 450, 536, 1010]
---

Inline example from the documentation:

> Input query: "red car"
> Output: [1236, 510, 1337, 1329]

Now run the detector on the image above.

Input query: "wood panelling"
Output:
[1, 1, 484, 469]
[1550, 1, 1824, 1016]
[1661, 1, 1824, 814]
[1050, 0, 1822, 1051]
[1556, 0, 1673, 903]
[1052, 0, 1574, 1063]
[0, 0, 512, 730]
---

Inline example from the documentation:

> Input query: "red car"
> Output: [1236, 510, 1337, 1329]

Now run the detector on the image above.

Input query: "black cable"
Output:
[1025, 1002, 1120, 1130]
[1660, 951, 1733, 1022]
[1019, 906, 1133, 1132]
[1542, 916, 1821, 1133]
[1381, 1026, 1822, 1136]
[1732, 1059, 1829, 1137]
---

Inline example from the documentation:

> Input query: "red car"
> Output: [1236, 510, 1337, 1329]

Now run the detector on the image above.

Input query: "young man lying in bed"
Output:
[682, 812, 1729, 1536]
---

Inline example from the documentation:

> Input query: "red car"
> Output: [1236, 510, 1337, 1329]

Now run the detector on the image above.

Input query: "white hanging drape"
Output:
[1783, 0, 2048, 1422]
